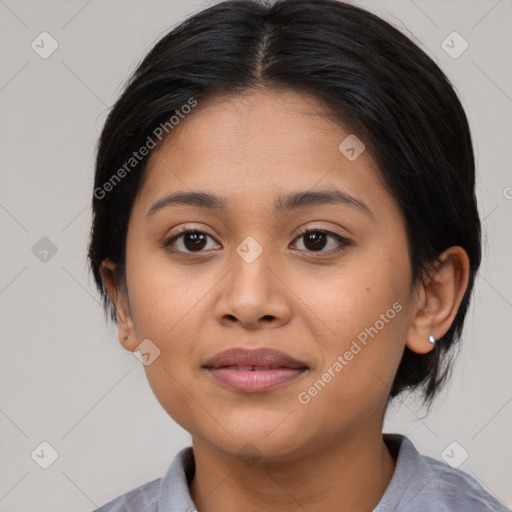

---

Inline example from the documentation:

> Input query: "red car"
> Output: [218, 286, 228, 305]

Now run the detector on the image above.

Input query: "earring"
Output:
[427, 335, 436, 344]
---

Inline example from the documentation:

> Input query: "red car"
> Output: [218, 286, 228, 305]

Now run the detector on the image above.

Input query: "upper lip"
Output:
[203, 347, 309, 369]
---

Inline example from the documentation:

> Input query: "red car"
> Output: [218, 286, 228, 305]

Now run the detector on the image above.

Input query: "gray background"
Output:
[0, 0, 511, 510]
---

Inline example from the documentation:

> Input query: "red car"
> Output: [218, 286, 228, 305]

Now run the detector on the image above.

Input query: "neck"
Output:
[189, 425, 396, 512]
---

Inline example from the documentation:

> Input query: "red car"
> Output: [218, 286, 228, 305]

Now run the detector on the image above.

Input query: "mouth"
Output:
[202, 347, 309, 392]
[214, 365, 303, 371]
[204, 366, 308, 392]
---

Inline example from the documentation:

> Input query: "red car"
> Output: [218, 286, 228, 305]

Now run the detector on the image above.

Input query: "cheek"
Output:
[296, 255, 410, 407]
[123, 246, 217, 419]
[126, 277, 205, 433]
[297, 254, 409, 348]
[125, 244, 213, 337]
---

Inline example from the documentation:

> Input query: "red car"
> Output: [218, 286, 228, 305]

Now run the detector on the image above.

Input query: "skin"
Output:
[100, 88, 470, 512]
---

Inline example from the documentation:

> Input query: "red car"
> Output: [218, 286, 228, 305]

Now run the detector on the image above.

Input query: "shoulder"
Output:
[419, 453, 507, 511]
[91, 477, 161, 512]
[378, 434, 509, 512]
[91, 446, 197, 512]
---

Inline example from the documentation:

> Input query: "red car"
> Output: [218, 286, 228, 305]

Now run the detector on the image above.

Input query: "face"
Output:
[106, 89, 421, 461]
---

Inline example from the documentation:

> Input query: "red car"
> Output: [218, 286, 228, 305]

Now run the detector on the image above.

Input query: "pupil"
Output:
[185, 232, 207, 251]
[182, 231, 328, 252]
[304, 232, 326, 251]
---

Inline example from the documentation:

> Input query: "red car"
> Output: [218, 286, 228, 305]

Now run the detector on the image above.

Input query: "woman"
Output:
[88, 0, 508, 510]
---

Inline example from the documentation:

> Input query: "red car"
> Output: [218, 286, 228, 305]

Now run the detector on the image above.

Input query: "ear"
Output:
[406, 246, 470, 355]
[99, 259, 138, 352]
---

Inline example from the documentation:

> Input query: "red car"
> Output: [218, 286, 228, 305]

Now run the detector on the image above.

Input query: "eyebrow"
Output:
[146, 189, 372, 218]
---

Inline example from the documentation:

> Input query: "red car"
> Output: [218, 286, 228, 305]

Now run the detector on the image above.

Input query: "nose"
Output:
[213, 244, 293, 330]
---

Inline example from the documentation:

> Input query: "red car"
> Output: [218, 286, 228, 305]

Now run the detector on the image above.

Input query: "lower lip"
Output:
[205, 367, 307, 392]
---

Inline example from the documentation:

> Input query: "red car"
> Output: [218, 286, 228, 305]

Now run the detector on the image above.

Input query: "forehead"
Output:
[135, 89, 383, 214]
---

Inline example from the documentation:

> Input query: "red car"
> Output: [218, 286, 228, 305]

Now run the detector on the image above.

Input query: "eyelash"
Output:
[163, 226, 352, 256]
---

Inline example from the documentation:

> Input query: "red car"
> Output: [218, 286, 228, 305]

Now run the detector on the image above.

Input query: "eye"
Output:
[163, 226, 352, 256]
[291, 228, 351, 255]
[163, 227, 220, 254]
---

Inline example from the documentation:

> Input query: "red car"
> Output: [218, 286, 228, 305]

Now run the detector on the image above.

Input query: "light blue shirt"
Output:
[92, 433, 509, 511]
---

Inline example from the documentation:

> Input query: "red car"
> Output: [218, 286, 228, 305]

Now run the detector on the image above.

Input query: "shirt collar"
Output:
[156, 433, 416, 511]
[157, 445, 196, 512]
